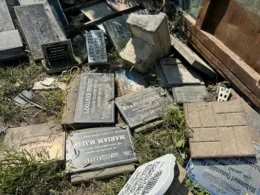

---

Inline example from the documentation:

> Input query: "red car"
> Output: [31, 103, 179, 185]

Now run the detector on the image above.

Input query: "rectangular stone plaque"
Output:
[19, 132, 65, 161]
[19, 0, 69, 26]
[172, 85, 207, 104]
[41, 40, 73, 67]
[15, 4, 66, 60]
[115, 87, 173, 129]
[66, 126, 137, 173]
[186, 142, 260, 195]
[74, 73, 115, 125]
[86, 30, 107, 64]
[0, 0, 15, 32]
[160, 58, 203, 86]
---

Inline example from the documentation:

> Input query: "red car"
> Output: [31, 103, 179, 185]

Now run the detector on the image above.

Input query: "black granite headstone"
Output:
[66, 126, 137, 173]
[42, 40, 73, 66]
[116, 87, 173, 129]
[74, 73, 115, 125]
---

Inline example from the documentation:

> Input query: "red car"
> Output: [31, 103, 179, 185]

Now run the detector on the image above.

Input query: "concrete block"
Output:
[120, 37, 155, 73]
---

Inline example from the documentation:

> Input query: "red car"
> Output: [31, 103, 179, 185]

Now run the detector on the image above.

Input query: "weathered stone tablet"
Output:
[66, 126, 137, 173]
[0, 30, 24, 61]
[4, 123, 65, 162]
[0, 0, 15, 32]
[172, 85, 207, 104]
[116, 87, 173, 129]
[85, 30, 107, 64]
[74, 73, 115, 125]
[18, 0, 69, 26]
[15, 4, 66, 60]
[160, 58, 204, 86]
[19, 133, 65, 161]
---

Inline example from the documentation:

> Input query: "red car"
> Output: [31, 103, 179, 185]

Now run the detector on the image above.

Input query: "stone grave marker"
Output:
[103, 9, 149, 52]
[15, 4, 66, 61]
[18, 0, 69, 26]
[186, 142, 260, 195]
[41, 40, 75, 73]
[0, 0, 25, 61]
[66, 126, 137, 173]
[160, 58, 203, 87]
[19, 132, 65, 161]
[172, 85, 207, 104]
[116, 87, 173, 129]
[0, 0, 15, 32]
[85, 30, 107, 64]
[73, 73, 115, 126]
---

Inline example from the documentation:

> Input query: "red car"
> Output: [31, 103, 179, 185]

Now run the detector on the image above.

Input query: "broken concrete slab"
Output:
[66, 126, 137, 173]
[155, 58, 204, 87]
[172, 85, 207, 104]
[170, 35, 216, 78]
[15, 4, 66, 61]
[184, 101, 256, 158]
[62, 73, 115, 130]
[186, 142, 260, 195]
[71, 164, 135, 185]
[120, 12, 171, 73]
[116, 87, 173, 129]
[0, 30, 24, 61]
[115, 69, 146, 96]
[85, 30, 107, 64]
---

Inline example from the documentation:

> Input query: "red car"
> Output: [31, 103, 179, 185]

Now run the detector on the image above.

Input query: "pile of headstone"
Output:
[2, 0, 260, 194]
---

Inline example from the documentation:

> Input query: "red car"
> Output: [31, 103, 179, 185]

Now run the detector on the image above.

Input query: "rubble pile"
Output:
[0, 0, 260, 194]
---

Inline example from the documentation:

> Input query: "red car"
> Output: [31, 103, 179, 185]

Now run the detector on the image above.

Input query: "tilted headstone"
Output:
[103, 9, 149, 52]
[19, 132, 65, 161]
[186, 142, 260, 195]
[172, 85, 207, 104]
[15, 4, 66, 60]
[85, 30, 107, 64]
[18, 0, 69, 26]
[119, 154, 176, 195]
[0, 0, 24, 61]
[73, 73, 115, 126]
[66, 126, 137, 173]
[41, 40, 75, 73]
[116, 87, 173, 129]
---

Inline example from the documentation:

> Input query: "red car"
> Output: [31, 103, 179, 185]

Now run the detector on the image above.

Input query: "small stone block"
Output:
[215, 113, 246, 127]
[86, 30, 107, 64]
[189, 128, 220, 142]
[198, 102, 216, 127]
[212, 100, 243, 113]
[190, 142, 223, 158]
[116, 87, 173, 129]
[66, 126, 137, 173]
[172, 85, 207, 104]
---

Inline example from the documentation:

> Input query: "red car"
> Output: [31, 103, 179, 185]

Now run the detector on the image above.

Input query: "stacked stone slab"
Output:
[0, 0, 24, 61]
[120, 12, 171, 73]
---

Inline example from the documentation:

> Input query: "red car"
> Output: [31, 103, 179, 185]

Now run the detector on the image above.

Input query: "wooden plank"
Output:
[186, 28, 260, 109]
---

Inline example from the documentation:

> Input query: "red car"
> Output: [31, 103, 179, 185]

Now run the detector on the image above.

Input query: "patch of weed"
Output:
[0, 144, 70, 195]
[184, 179, 209, 195]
